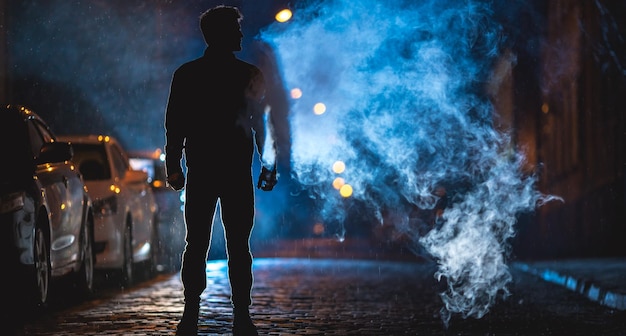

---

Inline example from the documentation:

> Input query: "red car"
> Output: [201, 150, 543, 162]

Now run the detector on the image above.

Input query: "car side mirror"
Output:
[36, 141, 73, 165]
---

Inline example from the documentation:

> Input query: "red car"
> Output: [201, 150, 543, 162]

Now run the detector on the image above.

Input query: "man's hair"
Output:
[200, 5, 242, 45]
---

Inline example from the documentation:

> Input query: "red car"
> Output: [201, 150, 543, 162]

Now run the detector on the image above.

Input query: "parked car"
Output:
[0, 104, 95, 309]
[128, 149, 185, 273]
[57, 134, 159, 286]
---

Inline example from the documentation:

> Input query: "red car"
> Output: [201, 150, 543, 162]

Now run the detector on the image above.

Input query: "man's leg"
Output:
[177, 171, 216, 335]
[221, 181, 258, 335]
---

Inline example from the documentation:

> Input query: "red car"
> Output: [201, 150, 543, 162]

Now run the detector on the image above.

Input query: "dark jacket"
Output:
[164, 47, 266, 176]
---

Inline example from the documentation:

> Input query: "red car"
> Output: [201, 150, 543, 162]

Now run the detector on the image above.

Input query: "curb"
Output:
[512, 262, 626, 311]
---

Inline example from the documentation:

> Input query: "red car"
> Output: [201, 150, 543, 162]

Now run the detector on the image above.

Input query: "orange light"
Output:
[290, 88, 302, 99]
[313, 222, 325, 235]
[332, 177, 345, 190]
[151, 148, 162, 159]
[275, 9, 292, 23]
[339, 184, 353, 198]
[109, 184, 121, 194]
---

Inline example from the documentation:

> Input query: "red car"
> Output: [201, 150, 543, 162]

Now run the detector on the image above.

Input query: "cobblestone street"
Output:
[16, 255, 626, 336]
[21, 258, 443, 335]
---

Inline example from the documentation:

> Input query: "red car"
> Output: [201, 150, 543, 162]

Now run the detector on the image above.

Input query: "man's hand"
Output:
[257, 166, 277, 191]
[167, 172, 185, 191]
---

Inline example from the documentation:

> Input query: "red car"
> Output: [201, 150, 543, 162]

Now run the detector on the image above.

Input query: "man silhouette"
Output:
[164, 5, 277, 336]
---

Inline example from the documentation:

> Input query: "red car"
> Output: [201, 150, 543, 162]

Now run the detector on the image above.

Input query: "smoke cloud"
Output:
[260, 0, 559, 325]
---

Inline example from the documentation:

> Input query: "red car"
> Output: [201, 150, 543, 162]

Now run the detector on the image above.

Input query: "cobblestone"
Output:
[15, 242, 626, 335]
[21, 258, 441, 335]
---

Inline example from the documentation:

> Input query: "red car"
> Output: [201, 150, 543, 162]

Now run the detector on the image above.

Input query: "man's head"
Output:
[200, 5, 243, 51]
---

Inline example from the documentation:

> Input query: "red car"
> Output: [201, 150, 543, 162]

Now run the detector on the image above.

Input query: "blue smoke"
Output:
[260, 0, 559, 325]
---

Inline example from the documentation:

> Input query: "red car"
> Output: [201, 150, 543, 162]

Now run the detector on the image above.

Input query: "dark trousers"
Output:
[180, 168, 255, 309]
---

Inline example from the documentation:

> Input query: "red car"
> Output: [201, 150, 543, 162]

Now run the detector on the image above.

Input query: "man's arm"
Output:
[248, 67, 278, 191]
[164, 70, 186, 191]
[255, 106, 278, 191]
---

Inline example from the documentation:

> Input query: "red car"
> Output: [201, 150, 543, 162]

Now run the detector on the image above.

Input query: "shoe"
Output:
[176, 300, 199, 336]
[232, 309, 258, 336]
[175, 319, 197, 336]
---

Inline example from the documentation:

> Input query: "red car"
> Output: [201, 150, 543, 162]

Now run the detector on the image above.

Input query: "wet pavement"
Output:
[21, 257, 445, 335]
[256, 238, 626, 312]
[13, 239, 626, 335]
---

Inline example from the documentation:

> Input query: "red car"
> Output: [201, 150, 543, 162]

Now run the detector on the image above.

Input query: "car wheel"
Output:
[74, 218, 95, 298]
[120, 222, 134, 287]
[33, 225, 51, 307]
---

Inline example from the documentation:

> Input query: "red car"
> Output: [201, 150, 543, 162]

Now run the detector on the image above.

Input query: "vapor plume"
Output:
[260, 0, 558, 325]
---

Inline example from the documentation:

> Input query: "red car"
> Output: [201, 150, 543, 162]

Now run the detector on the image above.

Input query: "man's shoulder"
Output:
[234, 57, 257, 67]
[235, 58, 263, 77]
[175, 57, 205, 73]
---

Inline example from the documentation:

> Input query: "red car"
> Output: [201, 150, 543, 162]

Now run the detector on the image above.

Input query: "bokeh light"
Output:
[313, 102, 326, 115]
[290, 88, 303, 99]
[339, 184, 353, 198]
[275, 8, 292, 23]
[332, 160, 345, 174]
[332, 177, 345, 190]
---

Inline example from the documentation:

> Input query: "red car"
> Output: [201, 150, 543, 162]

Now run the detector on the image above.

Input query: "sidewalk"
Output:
[512, 258, 626, 311]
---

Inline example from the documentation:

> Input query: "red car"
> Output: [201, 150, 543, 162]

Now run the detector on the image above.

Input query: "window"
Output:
[110, 143, 130, 178]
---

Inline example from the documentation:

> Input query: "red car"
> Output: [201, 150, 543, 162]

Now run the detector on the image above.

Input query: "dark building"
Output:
[491, 1, 625, 258]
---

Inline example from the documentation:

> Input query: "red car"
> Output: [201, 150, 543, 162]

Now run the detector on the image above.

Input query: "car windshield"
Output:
[70, 143, 111, 181]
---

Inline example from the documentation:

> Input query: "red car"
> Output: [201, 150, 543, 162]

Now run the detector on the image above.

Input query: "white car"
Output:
[1, 105, 95, 309]
[128, 150, 186, 273]
[58, 134, 159, 286]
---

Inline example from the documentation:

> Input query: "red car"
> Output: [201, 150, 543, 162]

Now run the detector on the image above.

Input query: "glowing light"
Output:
[109, 184, 120, 194]
[313, 103, 326, 115]
[332, 160, 345, 174]
[60, 203, 66, 210]
[275, 9, 292, 23]
[151, 148, 162, 159]
[313, 222, 325, 235]
[541, 102, 550, 113]
[332, 177, 345, 190]
[290, 88, 302, 99]
[206, 259, 228, 272]
[339, 184, 352, 198]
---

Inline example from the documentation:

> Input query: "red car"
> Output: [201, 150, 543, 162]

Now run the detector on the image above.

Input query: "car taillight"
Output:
[0, 191, 25, 214]
[93, 194, 118, 215]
